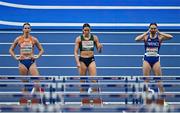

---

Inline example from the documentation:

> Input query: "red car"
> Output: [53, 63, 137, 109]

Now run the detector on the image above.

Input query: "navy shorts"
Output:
[20, 59, 35, 70]
[79, 56, 95, 67]
[144, 55, 159, 67]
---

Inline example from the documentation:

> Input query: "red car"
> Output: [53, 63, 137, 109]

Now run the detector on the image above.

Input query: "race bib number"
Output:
[20, 43, 33, 54]
[82, 41, 94, 50]
[145, 47, 159, 56]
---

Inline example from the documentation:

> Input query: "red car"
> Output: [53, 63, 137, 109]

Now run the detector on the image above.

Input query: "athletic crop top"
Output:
[144, 33, 161, 57]
[18, 36, 35, 55]
[79, 35, 95, 51]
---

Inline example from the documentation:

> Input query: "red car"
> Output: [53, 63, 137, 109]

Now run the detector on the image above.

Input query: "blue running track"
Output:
[0, 0, 180, 76]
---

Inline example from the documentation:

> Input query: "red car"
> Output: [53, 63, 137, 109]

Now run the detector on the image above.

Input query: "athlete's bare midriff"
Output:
[20, 53, 34, 59]
[80, 51, 94, 58]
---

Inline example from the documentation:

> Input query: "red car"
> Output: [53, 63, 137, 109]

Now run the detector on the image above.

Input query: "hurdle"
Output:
[0, 75, 180, 112]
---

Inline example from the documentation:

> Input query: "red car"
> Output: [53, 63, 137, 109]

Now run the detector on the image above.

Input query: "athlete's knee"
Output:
[91, 80, 97, 83]
[30, 70, 39, 76]
[154, 71, 162, 76]
[89, 68, 97, 75]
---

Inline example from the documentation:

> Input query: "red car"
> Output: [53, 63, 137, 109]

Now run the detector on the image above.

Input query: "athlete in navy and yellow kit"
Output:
[135, 23, 173, 93]
[74, 23, 103, 105]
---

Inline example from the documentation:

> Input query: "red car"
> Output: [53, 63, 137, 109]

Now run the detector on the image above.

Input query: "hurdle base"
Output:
[31, 98, 41, 105]
[156, 99, 165, 105]
[19, 98, 30, 105]
[93, 98, 103, 105]
[81, 98, 103, 106]
[81, 98, 90, 105]
[146, 98, 165, 106]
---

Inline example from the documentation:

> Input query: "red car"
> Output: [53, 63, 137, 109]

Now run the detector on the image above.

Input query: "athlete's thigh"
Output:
[143, 60, 151, 76]
[19, 63, 28, 75]
[153, 61, 162, 76]
[88, 61, 96, 76]
[29, 63, 39, 76]
[79, 61, 87, 75]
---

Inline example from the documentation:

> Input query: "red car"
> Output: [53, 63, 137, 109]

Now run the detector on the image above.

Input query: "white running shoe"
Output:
[148, 87, 155, 94]
[31, 87, 35, 95]
[88, 87, 92, 94]
[146, 88, 155, 99]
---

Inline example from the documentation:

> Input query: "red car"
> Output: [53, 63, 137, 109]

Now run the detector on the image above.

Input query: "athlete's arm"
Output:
[94, 35, 103, 53]
[34, 38, 44, 59]
[9, 37, 19, 60]
[158, 30, 173, 41]
[74, 37, 81, 68]
[135, 30, 149, 41]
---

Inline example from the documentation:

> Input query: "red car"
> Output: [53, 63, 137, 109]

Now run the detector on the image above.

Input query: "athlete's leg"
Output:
[88, 61, 96, 76]
[79, 61, 87, 82]
[19, 63, 29, 90]
[18, 63, 29, 105]
[88, 61, 102, 105]
[143, 60, 151, 82]
[29, 63, 39, 90]
[79, 62, 89, 105]
[19, 63, 28, 75]
[88, 61, 97, 90]
[79, 61, 87, 75]
[79, 61, 87, 92]
[153, 61, 165, 105]
[143, 60, 152, 93]
[143, 60, 154, 105]
[153, 61, 164, 93]
[29, 63, 44, 104]
[29, 63, 39, 76]
[29, 63, 40, 89]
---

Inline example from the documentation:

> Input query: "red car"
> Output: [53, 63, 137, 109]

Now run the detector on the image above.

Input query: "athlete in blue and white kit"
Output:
[135, 23, 173, 93]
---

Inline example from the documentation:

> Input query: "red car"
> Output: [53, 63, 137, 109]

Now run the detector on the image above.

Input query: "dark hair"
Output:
[23, 22, 31, 28]
[83, 23, 90, 29]
[149, 23, 157, 28]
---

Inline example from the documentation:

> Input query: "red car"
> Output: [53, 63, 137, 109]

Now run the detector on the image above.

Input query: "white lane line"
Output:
[0, 66, 180, 69]
[0, 1, 180, 9]
[1, 20, 180, 27]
